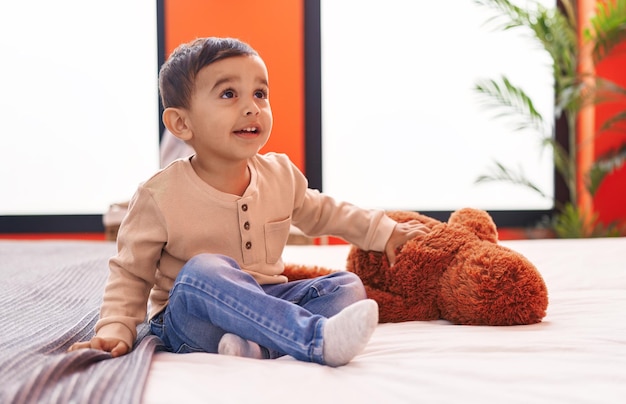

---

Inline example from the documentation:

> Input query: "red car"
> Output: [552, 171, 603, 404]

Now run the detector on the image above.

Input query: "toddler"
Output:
[69, 37, 428, 366]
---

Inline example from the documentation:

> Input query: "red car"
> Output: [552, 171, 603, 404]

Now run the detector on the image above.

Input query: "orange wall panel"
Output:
[163, 0, 305, 171]
[593, 41, 626, 226]
[576, 0, 626, 228]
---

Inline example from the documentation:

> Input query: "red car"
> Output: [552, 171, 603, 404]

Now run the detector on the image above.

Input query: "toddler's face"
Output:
[185, 55, 273, 163]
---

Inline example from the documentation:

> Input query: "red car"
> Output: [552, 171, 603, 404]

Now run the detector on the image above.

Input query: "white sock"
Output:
[322, 299, 378, 367]
[218, 333, 263, 359]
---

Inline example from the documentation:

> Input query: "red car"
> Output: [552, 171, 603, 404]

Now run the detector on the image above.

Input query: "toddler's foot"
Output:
[218, 333, 263, 359]
[322, 299, 378, 367]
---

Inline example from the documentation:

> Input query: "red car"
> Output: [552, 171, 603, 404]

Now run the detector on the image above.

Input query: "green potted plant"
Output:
[472, 0, 626, 237]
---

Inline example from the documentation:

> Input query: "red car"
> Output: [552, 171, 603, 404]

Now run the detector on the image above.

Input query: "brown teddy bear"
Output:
[283, 208, 548, 326]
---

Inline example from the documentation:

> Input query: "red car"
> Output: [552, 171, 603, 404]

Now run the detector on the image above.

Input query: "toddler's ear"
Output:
[162, 107, 192, 141]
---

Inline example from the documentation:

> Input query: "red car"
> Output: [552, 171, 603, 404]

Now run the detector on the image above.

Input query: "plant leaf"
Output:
[553, 202, 623, 238]
[474, 76, 546, 133]
[585, 0, 626, 62]
[600, 110, 626, 133]
[475, 160, 550, 200]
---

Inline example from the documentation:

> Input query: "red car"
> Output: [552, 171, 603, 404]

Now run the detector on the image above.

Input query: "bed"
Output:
[1, 237, 625, 403]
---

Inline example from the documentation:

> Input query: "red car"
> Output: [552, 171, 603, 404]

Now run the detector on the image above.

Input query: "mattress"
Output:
[1, 238, 624, 404]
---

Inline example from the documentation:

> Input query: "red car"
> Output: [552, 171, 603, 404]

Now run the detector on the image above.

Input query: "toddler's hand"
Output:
[384, 220, 430, 266]
[68, 337, 129, 358]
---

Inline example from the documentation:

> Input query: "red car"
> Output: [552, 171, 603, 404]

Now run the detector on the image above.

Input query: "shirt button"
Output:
[244, 221, 250, 230]
[241, 204, 248, 211]
[245, 241, 252, 249]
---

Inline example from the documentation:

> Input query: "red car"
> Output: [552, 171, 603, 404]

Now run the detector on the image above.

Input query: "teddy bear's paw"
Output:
[282, 264, 336, 282]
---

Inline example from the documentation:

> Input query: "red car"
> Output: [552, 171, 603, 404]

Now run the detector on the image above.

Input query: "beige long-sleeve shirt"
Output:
[95, 153, 396, 348]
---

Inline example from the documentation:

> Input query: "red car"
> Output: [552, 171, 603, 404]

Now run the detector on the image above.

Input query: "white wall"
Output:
[0, 0, 556, 217]
[0, 0, 159, 215]
[321, 0, 555, 211]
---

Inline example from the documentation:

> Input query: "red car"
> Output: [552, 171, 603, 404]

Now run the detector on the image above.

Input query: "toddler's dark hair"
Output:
[159, 37, 258, 109]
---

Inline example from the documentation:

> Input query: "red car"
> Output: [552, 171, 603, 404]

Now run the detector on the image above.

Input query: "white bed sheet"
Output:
[143, 238, 626, 404]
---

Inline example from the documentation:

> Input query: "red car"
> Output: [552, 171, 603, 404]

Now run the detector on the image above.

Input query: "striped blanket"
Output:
[0, 240, 163, 404]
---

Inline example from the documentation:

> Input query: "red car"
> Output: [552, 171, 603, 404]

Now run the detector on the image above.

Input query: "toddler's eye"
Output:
[254, 89, 268, 99]
[221, 90, 235, 99]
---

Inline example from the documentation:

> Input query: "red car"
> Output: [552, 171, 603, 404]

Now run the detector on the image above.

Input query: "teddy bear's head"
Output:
[346, 208, 548, 326]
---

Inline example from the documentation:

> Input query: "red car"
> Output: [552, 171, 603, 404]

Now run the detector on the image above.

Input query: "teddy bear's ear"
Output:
[448, 208, 498, 243]
[386, 210, 441, 228]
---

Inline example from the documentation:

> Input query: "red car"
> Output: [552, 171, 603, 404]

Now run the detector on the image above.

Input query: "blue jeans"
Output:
[150, 253, 366, 365]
